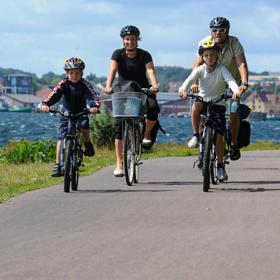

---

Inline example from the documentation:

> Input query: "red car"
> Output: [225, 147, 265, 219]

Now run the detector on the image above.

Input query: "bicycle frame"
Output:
[112, 89, 149, 186]
[189, 94, 231, 192]
[50, 109, 88, 192]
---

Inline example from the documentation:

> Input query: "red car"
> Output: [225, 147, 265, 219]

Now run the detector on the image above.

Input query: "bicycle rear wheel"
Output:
[203, 127, 212, 192]
[64, 139, 72, 193]
[124, 123, 135, 186]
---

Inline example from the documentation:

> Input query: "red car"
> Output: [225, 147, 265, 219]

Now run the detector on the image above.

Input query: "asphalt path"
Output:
[1, 150, 280, 280]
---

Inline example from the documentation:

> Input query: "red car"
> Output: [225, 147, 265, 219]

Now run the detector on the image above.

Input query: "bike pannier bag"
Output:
[238, 120, 251, 148]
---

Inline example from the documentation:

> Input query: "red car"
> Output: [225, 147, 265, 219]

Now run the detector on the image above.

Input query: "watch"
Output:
[241, 82, 249, 87]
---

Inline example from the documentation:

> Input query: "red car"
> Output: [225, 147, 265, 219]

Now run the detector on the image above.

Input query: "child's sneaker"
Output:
[84, 141, 95, 157]
[143, 138, 152, 147]
[51, 164, 61, 177]
[187, 136, 199, 148]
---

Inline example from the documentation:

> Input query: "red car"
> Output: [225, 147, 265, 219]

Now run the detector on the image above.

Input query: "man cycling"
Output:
[189, 17, 249, 161]
[179, 39, 241, 181]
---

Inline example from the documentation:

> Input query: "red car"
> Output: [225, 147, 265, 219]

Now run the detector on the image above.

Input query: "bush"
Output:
[0, 138, 56, 164]
[89, 104, 115, 148]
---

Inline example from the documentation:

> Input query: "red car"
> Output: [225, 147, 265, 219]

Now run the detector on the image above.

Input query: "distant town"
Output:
[0, 66, 279, 120]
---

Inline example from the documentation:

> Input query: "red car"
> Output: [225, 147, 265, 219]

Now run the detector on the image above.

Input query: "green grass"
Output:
[0, 142, 279, 203]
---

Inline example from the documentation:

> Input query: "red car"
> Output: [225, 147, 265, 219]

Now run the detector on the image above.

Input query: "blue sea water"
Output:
[0, 112, 279, 147]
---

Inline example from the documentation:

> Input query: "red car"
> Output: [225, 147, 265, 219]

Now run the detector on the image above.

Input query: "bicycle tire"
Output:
[64, 139, 72, 193]
[210, 140, 218, 185]
[71, 166, 79, 191]
[203, 127, 212, 192]
[124, 123, 135, 186]
[71, 142, 80, 191]
[133, 125, 142, 183]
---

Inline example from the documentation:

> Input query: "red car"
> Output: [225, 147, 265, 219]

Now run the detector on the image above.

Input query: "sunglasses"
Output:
[212, 28, 227, 33]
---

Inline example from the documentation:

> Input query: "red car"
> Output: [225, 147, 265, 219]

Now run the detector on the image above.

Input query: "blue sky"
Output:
[1, 0, 280, 77]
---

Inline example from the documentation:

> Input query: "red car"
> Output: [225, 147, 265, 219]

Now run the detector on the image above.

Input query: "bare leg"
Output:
[144, 119, 156, 140]
[192, 102, 203, 134]
[229, 112, 240, 145]
[81, 128, 90, 142]
[55, 140, 62, 164]
[216, 134, 224, 164]
[115, 139, 123, 170]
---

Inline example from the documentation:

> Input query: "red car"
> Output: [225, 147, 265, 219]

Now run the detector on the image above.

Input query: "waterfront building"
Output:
[2, 74, 34, 95]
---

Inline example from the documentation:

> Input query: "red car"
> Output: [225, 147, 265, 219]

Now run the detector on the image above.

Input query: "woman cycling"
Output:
[104, 25, 160, 177]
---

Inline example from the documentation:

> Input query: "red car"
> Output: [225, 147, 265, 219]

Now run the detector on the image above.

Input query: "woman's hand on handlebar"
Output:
[104, 87, 113, 95]
[149, 86, 159, 94]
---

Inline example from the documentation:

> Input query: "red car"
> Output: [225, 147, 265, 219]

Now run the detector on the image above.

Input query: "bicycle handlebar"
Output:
[48, 108, 92, 117]
[187, 93, 232, 104]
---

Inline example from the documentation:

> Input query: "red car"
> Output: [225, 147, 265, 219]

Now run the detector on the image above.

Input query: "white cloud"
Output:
[0, 0, 280, 76]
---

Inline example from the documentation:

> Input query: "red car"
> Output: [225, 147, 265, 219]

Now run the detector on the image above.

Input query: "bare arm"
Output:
[146, 61, 159, 93]
[190, 55, 203, 92]
[236, 53, 249, 92]
[104, 60, 118, 94]
[193, 55, 203, 69]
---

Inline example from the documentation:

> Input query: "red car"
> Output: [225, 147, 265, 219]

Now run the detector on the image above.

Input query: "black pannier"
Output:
[238, 120, 251, 148]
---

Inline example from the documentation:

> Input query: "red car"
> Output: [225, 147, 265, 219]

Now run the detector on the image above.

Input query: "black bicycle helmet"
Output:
[120, 25, 140, 38]
[64, 57, 85, 71]
[198, 38, 220, 56]
[210, 17, 230, 31]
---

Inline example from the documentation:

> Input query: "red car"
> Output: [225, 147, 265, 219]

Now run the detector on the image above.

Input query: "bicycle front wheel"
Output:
[71, 143, 81, 191]
[133, 125, 142, 183]
[124, 123, 135, 186]
[210, 139, 218, 185]
[203, 127, 212, 192]
[64, 139, 72, 193]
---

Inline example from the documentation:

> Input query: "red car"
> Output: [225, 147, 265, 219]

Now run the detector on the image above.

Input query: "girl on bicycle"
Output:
[104, 25, 160, 177]
[41, 57, 100, 177]
[178, 39, 241, 181]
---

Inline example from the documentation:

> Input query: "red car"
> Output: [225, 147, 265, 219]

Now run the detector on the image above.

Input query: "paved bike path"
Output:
[1, 150, 280, 280]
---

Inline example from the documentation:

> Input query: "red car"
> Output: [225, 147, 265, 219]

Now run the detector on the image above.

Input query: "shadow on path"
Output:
[211, 180, 280, 192]
[77, 189, 175, 193]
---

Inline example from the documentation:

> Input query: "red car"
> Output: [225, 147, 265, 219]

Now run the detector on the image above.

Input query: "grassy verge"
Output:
[0, 141, 279, 203]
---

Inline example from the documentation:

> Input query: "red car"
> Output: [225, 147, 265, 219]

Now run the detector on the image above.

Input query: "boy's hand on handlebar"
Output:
[190, 83, 199, 93]
[178, 89, 187, 99]
[90, 107, 99, 114]
[41, 105, 50, 112]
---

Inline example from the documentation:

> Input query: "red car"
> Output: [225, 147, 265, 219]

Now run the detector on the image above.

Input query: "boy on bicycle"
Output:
[41, 57, 100, 177]
[178, 39, 241, 180]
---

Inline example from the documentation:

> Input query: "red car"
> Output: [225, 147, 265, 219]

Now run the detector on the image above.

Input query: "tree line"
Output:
[0, 66, 270, 92]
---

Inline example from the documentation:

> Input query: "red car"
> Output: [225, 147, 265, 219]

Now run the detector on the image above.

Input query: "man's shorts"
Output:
[229, 99, 240, 114]
[57, 115, 89, 140]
